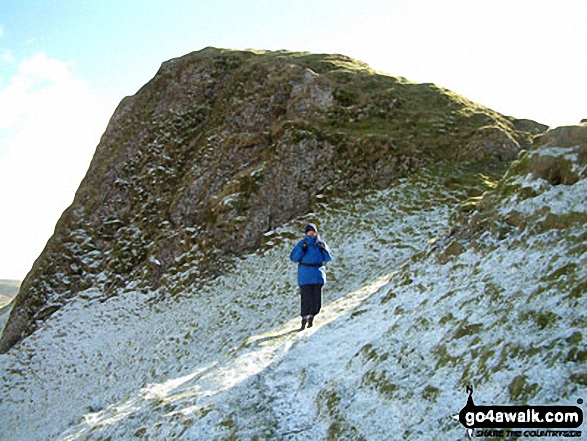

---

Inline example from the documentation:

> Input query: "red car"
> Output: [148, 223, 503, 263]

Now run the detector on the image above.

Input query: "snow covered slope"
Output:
[1, 48, 542, 355]
[1, 125, 586, 440]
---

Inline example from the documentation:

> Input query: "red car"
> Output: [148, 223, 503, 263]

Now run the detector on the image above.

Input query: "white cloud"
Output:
[0, 53, 118, 280]
[2, 50, 14, 64]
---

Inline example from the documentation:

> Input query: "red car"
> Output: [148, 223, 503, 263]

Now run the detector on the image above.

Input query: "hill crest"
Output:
[1, 48, 545, 353]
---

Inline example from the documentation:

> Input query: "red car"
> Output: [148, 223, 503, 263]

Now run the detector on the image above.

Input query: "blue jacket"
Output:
[290, 235, 332, 286]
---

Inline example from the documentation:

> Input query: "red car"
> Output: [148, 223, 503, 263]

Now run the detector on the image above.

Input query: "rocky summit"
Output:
[1, 48, 586, 440]
[0, 48, 544, 353]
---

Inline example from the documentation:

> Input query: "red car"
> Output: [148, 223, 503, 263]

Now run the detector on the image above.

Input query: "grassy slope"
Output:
[3, 47, 546, 355]
[0, 162, 511, 440]
[2, 125, 585, 438]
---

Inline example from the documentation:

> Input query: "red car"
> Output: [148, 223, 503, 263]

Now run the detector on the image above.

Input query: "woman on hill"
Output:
[289, 223, 332, 330]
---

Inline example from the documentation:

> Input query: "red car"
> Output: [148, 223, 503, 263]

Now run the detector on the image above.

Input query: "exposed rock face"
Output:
[0, 47, 545, 353]
[449, 122, 587, 241]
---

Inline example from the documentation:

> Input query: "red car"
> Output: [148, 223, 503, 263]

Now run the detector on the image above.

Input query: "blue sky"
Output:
[1, 0, 586, 280]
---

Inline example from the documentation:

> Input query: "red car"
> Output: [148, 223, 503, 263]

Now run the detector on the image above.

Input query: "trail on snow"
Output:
[0, 165, 491, 441]
[56, 271, 397, 440]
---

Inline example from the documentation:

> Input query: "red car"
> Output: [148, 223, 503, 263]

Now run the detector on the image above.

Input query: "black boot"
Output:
[307, 315, 314, 328]
[300, 318, 307, 331]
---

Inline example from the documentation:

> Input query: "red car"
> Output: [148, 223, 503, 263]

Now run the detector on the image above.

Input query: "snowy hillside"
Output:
[1, 125, 586, 440]
[1, 47, 542, 355]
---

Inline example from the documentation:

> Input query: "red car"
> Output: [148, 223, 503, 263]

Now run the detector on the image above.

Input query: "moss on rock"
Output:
[0, 48, 546, 353]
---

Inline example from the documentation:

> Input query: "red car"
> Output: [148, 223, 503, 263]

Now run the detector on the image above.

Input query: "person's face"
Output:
[307, 230, 317, 238]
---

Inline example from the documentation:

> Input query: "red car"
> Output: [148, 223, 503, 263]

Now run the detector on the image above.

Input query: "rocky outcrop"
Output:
[445, 122, 587, 249]
[0, 47, 545, 353]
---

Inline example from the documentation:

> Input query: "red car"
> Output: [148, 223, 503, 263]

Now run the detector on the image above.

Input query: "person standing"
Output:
[290, 223, 332, 330]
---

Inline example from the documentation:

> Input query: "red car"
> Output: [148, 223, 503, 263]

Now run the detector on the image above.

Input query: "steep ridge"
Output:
[0, 48, 544, 353]
[1, 124, 585, 439]
[0, 163, 498, 440]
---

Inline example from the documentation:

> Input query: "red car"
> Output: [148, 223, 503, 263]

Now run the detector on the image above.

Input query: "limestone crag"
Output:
[447, 122, 587, 243]
[0, 47, 545, 353]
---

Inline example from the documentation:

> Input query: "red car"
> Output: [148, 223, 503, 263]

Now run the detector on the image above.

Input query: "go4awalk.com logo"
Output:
[454, 386, 584, 438]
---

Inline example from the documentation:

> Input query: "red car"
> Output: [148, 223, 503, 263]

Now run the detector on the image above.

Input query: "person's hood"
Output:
[305, 223, 318, 234]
